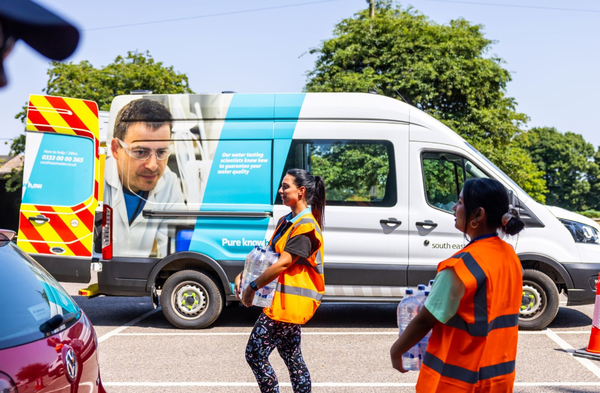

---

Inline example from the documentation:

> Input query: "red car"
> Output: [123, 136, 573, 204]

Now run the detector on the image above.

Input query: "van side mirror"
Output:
[507, 190, 518, 207]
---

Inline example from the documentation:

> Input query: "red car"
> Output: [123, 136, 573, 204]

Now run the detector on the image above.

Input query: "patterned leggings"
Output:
[245, 312, 311, 393]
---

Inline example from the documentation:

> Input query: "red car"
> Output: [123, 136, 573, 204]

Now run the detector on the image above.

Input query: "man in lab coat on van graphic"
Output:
[104, 99, 186, 257]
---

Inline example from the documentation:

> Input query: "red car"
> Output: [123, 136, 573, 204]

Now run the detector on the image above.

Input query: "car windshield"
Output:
[464, 141, 530, 199]
[0, 238, 81, 350]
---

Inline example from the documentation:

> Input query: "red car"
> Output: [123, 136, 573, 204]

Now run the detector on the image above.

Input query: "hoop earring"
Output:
[470, 220, 479, 229]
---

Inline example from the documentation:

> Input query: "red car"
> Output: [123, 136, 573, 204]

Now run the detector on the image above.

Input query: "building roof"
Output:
[0, 155, 24, 177]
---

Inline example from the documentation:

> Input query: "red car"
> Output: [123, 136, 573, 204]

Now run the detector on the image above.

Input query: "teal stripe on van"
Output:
[187, 94, 306, 261]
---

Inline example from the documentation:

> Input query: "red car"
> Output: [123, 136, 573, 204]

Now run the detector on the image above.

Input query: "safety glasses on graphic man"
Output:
[117, 138, 171, 161]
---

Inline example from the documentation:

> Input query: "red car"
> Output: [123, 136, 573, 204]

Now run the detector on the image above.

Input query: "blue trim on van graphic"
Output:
[186, 94, 305, 261]
[23, 133, 94, 207]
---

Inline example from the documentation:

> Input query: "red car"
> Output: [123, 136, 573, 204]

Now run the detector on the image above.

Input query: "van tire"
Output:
[161, 270, 223, 329]
[518, 269, 559, 330]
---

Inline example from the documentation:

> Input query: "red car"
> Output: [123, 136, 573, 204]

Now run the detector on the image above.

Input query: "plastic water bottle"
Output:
[241, 246, 261, 291]
[397, 289, 420, 334]
[253, 248, 267, 277]
[397, 289, 422, 370]
[427, 279, 435, 291]
[403, 344, 422, 371]
[253, 248, 279, 307]
[418, 290, 432, 360]
[416, 284, 427, 305]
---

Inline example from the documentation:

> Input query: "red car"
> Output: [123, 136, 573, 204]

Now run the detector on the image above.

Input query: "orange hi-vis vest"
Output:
[417, 235, 523, 393]
[263, 212, 325, 324]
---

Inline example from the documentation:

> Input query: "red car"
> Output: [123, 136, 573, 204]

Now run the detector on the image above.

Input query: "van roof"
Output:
[109, 91, 460, 140]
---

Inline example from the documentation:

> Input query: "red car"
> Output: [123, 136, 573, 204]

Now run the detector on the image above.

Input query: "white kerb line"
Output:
[545, 328, 600, 379]
[97, 308, 160, 343]
[114, 330, 590, 337]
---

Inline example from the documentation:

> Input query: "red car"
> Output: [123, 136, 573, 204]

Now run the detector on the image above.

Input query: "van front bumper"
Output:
[563, 263, 600, 306]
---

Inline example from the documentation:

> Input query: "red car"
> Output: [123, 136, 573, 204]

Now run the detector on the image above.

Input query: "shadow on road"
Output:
[212, 302, 399, 329]
[75, 294, 591, 331]
[74, 294, 399, 330]
[547, 306, 592, 329]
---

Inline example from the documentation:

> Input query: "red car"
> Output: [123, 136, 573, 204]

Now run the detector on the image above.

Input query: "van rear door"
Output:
[17, 95, 100, 283]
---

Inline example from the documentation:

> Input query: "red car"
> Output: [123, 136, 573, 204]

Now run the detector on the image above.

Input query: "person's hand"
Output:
[241, 285, 255, 307]
[234, 272, 243, 300]
[391, 355, 408, 373]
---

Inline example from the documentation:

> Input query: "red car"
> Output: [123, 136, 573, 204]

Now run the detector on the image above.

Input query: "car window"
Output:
[280, 140, 397, 207]
[0, 238, 81, 350]
[422, 151, 489, 213]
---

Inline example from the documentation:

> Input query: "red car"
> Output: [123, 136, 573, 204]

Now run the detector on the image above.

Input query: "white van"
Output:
[18, 92, 600, 330]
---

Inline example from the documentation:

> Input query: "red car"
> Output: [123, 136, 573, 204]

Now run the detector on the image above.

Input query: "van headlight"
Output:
[559, 219, 600, 244]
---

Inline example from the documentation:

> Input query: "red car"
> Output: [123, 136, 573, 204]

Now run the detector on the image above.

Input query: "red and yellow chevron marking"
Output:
[18, 194, 97, 257]
[19, 95, 101, 258]
[26, 95, 99, 139]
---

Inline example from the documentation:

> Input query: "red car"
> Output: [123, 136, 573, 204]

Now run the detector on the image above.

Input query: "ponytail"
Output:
[502, 205, 525, 236]
[286, 168, 326, 228]
[312, 176, 326, 228]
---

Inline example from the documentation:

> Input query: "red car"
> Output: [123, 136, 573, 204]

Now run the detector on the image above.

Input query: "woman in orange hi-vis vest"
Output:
[235, 168, 326, 393]
[390, 178, 525, 392]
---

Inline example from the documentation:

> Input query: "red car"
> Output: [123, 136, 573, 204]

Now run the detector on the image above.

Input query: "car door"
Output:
[407, 142, 501, 285]
[274, 121, 410, 300]
[18, 95, 100, 283]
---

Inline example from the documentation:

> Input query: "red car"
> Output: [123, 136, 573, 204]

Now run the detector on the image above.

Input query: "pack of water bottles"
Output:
[241, 245, 280, 307]
[396, 280, 434, 371]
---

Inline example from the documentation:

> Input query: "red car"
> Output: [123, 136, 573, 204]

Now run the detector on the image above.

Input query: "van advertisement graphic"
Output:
[104, 94, 304, 259]
[22, 132, 94, 207]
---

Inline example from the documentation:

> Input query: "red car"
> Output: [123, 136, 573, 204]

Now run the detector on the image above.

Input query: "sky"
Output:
[1, 0, 599, 155]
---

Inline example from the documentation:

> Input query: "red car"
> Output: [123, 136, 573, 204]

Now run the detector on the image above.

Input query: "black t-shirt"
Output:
[285, 232, 320, 259]
[273, 219, 320, 259]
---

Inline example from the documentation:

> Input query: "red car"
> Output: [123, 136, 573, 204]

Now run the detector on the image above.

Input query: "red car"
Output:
[0, 229, 105, 392]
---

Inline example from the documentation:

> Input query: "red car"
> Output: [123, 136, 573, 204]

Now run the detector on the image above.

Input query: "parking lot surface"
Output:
[62, 282, 600, 393]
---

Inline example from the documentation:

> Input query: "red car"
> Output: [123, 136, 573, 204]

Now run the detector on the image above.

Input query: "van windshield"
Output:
[464, 141, 530, 199]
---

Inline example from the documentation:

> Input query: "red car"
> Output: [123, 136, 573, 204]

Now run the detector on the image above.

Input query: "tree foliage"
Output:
[518, 127, 599, 211]
[310, 142, 390, 201]
[3, 135, 25, 192]
[304, 0, 547, 201]
[44, 50, 194, 111]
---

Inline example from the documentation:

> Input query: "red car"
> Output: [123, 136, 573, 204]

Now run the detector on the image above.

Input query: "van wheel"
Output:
[518, 269, 559, 330]
[161, 270, 223, 329]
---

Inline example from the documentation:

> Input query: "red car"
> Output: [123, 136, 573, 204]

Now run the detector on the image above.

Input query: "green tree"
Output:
[3, 134, 25, 192]
[310, 142, 390, 201]
[7, 51, 194, 192]
[518, 127, 599, 211]
[42, 50, 194, 111]
[304, 1, 547, 201]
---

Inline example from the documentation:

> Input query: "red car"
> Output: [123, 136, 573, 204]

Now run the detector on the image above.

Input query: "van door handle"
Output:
[380, 218, 402, 226]
[416, 221, 438, 228]
[28, 214, 49, 224]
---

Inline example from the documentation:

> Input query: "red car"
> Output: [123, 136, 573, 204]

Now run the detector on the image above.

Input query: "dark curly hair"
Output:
[113, 99, 172, 141]
[462, 178, 525, 236]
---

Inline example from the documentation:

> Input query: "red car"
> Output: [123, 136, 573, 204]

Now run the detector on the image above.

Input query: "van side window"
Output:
[422, 152, 489, 212]
[280, 140, 396, 207]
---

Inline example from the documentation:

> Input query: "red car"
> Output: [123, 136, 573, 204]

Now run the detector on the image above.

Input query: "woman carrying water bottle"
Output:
[390, 178, 525, 392]
[235, 168, 326, 393]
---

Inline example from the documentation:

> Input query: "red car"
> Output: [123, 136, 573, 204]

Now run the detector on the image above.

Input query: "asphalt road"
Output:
[61, 281, 600, 393]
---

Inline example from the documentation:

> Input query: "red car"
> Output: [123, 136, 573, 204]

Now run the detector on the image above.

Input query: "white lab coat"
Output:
[104, 156, 186, 258]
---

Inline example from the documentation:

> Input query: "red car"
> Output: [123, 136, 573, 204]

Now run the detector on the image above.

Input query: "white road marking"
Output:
[520, 330, 589, 334]
[100, 321, 600, 388]
[515, 382, 600, 386]
[116, 331, 400, 336]
[545, 328, 600, 378]
[102, 382, 600, 387]
[114, 330, 590, 336]
[97, 308, 159, 343]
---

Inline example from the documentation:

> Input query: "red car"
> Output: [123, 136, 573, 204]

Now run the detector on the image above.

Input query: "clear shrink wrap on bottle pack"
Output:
[241, 245, 280, 307]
